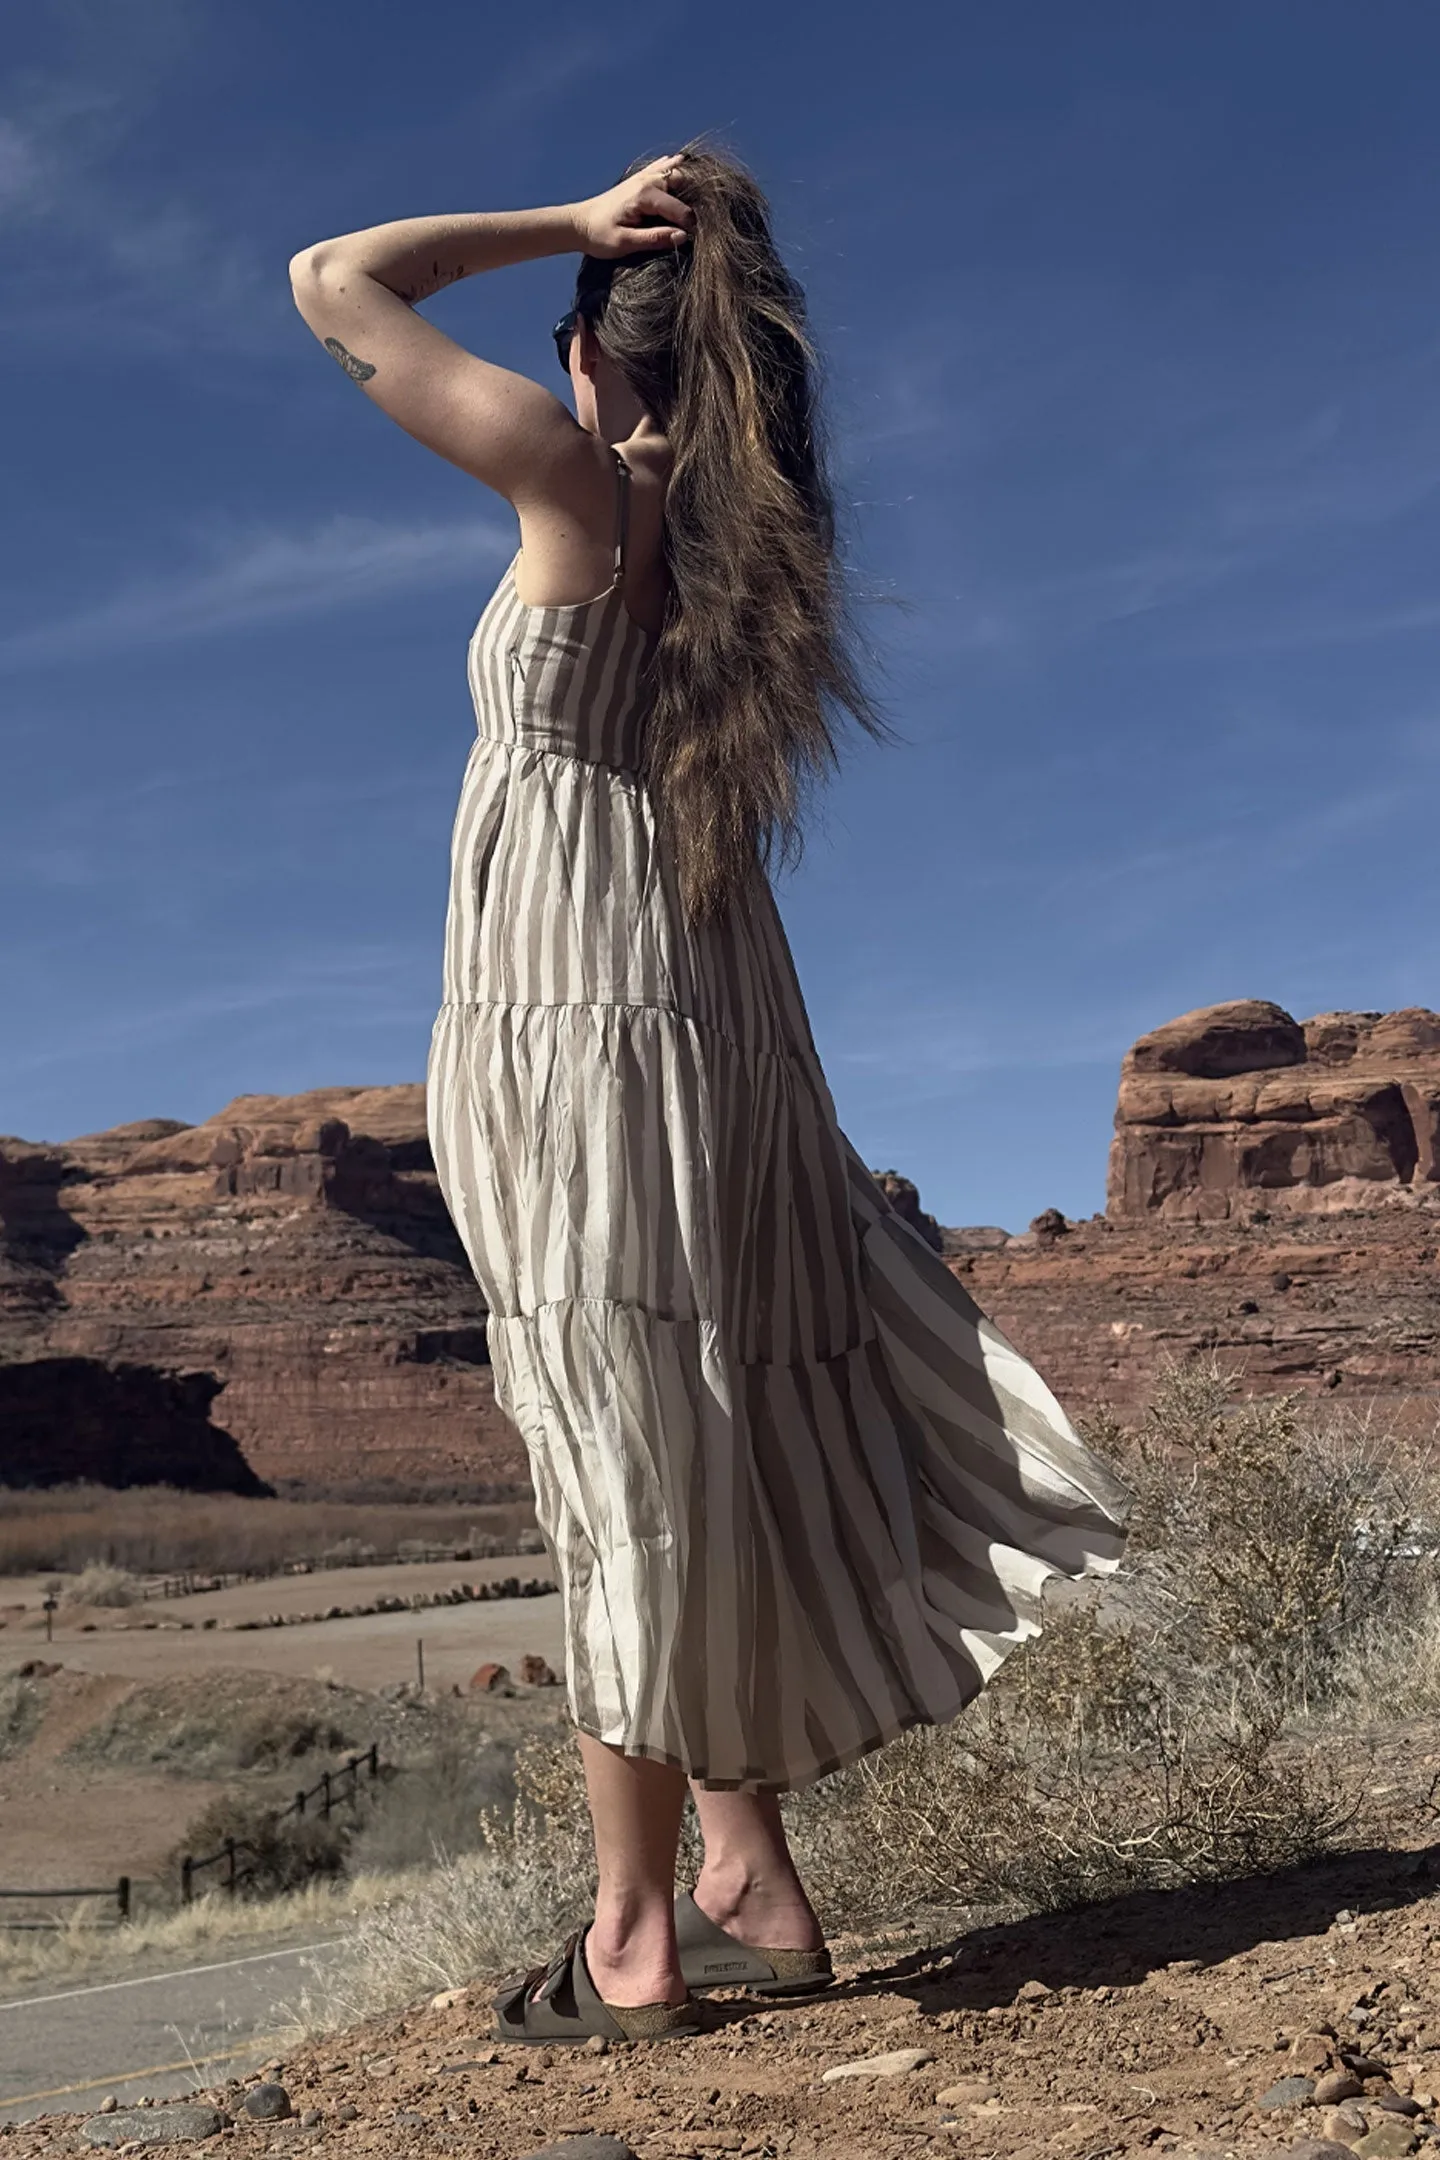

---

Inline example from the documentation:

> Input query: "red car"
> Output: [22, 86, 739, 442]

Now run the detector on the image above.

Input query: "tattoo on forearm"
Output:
[324, 337, 376, 383]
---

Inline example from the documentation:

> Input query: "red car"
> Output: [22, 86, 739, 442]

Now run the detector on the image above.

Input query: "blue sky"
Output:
[4, 1, 1439, 1230]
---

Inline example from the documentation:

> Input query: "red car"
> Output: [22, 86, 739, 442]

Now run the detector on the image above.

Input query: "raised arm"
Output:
[288, 162, 693, 510]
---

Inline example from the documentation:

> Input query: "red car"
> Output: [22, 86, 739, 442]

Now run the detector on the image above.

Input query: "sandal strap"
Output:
[496, 1926, 630, 2039]
[674, 1890, 833, 1993]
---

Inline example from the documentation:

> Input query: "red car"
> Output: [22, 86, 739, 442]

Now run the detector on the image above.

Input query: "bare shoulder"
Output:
[515, 432, 672, 615]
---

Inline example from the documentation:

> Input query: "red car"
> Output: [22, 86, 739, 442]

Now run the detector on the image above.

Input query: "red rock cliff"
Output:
[1107, 1000, 1440, 1222]
[5, 1007, 1437, 1492]
[953, 1002, 1440, 1418]
[0, 1088, 519, 1496]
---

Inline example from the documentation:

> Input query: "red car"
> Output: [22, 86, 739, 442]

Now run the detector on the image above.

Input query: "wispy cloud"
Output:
[0, 512, 512, 667]
[0, 941, 430, 1091]
[0, 17, 295, 357]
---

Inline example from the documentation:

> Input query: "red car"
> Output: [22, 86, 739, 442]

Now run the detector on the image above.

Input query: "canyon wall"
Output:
[1107, 1000, 1440, 1222]
[3, 1000, 1436, 1493]
[0, 1088, 518, 1496]
[954, 1002, 1440, 1417]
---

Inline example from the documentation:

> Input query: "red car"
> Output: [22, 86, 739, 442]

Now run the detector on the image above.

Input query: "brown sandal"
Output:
[493, 1926, 702, 2045]
[674, 1891, 834, 1997]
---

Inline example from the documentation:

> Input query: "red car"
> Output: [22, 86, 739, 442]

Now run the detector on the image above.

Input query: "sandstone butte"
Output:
[1, 999, 1437, 1496]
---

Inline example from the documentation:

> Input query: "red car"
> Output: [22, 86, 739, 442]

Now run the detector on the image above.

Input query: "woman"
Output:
[290, 144, 1131, 2044]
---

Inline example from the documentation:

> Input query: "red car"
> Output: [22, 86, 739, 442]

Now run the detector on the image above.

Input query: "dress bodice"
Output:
[466, 560, 657, 772]
[466, 447, 657, 772]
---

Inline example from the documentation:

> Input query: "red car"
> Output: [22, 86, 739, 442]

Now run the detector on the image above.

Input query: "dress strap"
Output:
[611, 448, 631, 586]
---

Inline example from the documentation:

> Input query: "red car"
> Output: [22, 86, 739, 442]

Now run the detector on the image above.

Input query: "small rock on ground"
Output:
[1260, 2077, 1320, 2109]
[1282, 2144, 1361, 2160]
[936, 2080, 998, 2106]
[1370, 2090, 1423, 2117]
[820, 2046, 934, 2083]
[1324, 2102, 1370, 2143]
[1354, 2129, 1420, 2160]
[1316, 2072, 1366, 2105]
[242, 2082, 292, 2120]
[82, 2104, 227, 2147]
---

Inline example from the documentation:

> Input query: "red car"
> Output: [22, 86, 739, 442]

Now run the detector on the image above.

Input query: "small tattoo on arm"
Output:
[324, 337, 376, 383]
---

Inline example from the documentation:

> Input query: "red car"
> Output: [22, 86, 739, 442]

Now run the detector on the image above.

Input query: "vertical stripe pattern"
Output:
[426, 555, 1133, 1791]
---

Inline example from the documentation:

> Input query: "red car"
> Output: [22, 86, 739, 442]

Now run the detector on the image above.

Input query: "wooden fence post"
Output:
[225, 1837, 237, 1894]
[117, 1876, 131, 1922]
[182, 1856, 194, 1905]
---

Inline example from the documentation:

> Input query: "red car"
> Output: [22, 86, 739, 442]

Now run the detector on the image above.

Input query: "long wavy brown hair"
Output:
[572, 142, 892, 925]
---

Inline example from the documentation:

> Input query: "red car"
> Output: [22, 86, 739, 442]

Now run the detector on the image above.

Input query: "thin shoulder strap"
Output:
[611, 448, 631, 585]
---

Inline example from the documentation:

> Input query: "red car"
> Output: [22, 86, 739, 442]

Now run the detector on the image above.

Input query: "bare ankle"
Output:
[585, 1906, 686, 2009]
[692, 1864, 823, 1951]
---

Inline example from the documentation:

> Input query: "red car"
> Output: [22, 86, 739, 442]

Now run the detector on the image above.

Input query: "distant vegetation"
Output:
[0, 1487, 539, 1580]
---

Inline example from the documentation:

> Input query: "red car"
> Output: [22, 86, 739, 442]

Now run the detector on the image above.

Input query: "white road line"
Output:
[0, 1939, 342, 2013]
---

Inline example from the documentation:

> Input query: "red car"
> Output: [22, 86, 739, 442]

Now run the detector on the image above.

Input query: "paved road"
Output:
[0, 1939, 347, 2125]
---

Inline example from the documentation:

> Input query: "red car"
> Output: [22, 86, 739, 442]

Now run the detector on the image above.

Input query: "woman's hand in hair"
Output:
[569, 156, 694, 258]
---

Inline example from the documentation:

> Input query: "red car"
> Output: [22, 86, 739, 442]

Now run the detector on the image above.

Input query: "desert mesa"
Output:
[2, 997, 1438, 1497]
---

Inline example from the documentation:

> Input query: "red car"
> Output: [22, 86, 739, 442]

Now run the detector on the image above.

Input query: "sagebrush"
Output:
[285, 1361, 1440, 2030]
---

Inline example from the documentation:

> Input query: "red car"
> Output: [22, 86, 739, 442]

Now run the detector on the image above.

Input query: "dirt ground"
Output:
[0, 1557, 566, 1697]
[4, 1814, 1440, 2160]
[0, 1650, 563, 1898]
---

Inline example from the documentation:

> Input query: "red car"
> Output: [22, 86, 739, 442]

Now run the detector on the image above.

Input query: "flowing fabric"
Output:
[427, 466, 1131, 1791]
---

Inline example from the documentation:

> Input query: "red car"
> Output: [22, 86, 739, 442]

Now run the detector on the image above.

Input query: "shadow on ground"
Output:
[881, 1839, 1440, 2006]
[706, 1838, 1440, 2030]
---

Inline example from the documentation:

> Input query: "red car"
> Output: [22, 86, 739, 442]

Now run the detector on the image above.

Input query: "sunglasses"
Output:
[552, 308, 580, 379]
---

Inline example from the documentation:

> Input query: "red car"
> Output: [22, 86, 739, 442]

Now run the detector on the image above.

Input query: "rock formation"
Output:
[0, 1088, 515, 1497]
[0, 1359, 270, 1492]
[1108, 1001, 1440, 1221]
[953, 1002, 1440, 1418]
[4, 1003, 1437, 1491]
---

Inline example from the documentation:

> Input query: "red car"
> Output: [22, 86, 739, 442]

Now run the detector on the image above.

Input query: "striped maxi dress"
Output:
[427, 450, 1132, 1792]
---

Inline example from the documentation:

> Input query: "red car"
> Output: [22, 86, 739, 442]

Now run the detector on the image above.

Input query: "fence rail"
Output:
[180, 1744, 383, 1903]
[0, 1877, 131, 1928]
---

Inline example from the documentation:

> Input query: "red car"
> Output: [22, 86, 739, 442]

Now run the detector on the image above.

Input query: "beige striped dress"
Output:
[427, 450, 1132, 1792]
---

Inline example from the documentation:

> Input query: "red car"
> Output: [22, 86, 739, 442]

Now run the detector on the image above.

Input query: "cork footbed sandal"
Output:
[492, 1926, 702, 2045]
[674, 1890, 834, 1997]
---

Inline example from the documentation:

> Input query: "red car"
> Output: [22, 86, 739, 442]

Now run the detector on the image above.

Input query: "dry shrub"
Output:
[0, 1673, 46, 1760]
[1003, 1605, 1163, 1743]
[59, 1562, 139, 1607]
[783, 1697, 1360, 1930]
[1084, 1359, 1439, 1716]
[173, 1792, 352, 1901]
[346, 1741, 517, 1874]
[234, 1707, 355, 1770]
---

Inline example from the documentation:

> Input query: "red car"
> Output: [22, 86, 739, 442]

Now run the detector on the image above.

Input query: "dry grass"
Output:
[0, 1488, 540, 1580]
[0, 1871, 415, 1993]
[292, 1739, 598, 2032]
[290, 1362, 1440, 2036]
